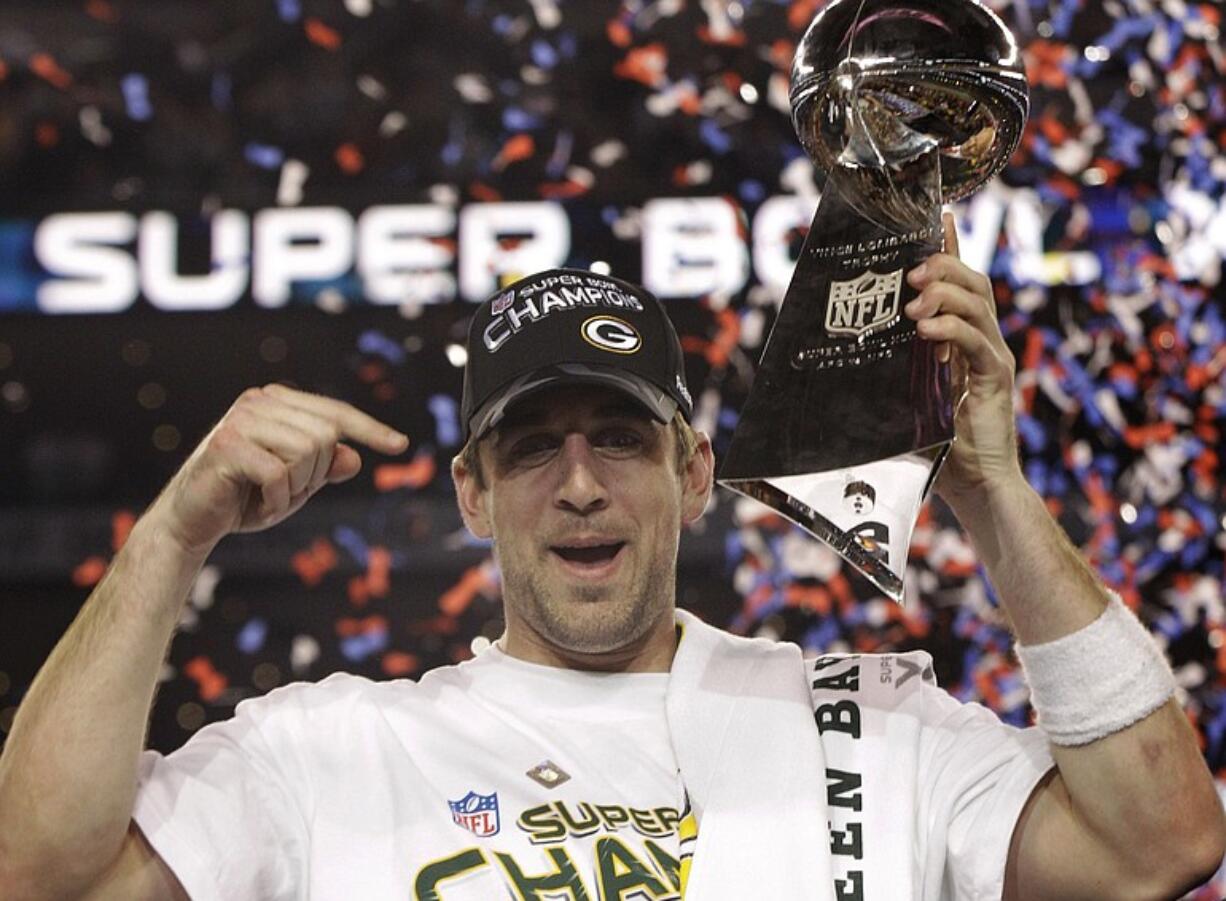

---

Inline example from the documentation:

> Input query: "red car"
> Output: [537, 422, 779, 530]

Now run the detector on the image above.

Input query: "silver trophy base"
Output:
[722, 443, 949, 601]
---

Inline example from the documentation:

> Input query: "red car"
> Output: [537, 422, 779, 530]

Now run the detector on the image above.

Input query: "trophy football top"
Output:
[790, 0, 1029, 202]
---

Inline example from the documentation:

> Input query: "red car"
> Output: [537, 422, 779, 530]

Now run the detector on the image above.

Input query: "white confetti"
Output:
[191, 564, 221, 610]
[291, 635, 321, 675]
[379, 111, 408, 137]
[590, 140, 628, 168]
[454, 74, 493, 104]
[276, 159, 310, 207]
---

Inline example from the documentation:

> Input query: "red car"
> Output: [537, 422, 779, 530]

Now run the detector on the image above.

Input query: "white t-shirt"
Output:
[134, 641, 1050, 900]
[136, 647, 684, 900]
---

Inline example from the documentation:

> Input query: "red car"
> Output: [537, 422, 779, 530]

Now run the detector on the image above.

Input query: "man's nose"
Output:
[553, 434, 609, 516]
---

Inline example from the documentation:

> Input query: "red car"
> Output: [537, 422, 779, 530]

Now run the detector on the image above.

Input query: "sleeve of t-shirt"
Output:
[131, 682, 324, 901]
[915, 683, 1055, 901]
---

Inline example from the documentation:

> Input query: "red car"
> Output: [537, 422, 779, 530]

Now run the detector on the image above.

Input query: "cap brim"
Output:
[467, 363, 680, 441]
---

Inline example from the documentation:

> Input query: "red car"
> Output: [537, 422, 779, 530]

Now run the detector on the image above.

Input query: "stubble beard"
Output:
[500, 544, 677, 656]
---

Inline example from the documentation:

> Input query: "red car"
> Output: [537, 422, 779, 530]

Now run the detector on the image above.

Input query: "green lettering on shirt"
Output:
[494, 846, 592, 900]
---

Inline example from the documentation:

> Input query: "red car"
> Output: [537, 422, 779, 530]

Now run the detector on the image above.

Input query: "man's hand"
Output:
[148, 384, 409, 557]
[905, 212, 1023, 505]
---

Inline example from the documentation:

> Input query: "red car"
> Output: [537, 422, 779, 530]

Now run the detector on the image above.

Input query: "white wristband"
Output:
[1014, 591, 1177, 747]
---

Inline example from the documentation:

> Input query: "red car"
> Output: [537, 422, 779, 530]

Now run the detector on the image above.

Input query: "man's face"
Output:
[454, 384, 711, 666]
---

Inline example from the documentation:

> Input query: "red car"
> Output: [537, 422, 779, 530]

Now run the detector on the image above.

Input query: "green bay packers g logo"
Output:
[581, 315, 642, 354]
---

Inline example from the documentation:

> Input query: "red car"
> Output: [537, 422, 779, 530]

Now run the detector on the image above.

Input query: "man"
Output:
[0, 218, 1222, 899]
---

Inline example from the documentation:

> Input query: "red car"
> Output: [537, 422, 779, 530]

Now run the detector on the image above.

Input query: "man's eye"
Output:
[508, 435, 558, 460]
[596, 428, 644, 451]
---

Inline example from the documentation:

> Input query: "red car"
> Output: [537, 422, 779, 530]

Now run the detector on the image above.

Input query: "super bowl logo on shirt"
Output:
[581, 315, 642, 354]
[825, 269, 903, 339]
[448, 790, 501, 837]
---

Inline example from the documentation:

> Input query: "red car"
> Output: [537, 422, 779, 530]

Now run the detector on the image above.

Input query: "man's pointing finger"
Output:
[262, 383, 409, 453]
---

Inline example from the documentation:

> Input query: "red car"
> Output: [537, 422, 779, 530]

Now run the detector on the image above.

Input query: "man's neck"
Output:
[499, 611, 678, 673]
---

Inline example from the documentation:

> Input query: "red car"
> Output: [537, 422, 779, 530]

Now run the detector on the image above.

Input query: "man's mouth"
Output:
[550, 541, 627, 566]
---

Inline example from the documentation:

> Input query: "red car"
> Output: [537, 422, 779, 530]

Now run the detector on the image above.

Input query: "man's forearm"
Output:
[950, 475, 1225, 887]
[0, 513, 206, 895]
[946, 475, 1108, 644]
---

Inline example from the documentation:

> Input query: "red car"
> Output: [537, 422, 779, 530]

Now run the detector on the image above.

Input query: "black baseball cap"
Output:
[461, 268, 693, 442]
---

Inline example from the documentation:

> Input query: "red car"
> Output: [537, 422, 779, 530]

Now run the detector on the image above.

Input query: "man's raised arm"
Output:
[0, 385, 407, 899]
[907, 216, 1226, 899]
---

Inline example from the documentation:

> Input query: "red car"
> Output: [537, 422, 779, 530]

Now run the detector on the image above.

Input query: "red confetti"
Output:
[357, 361, 387, 384]
[606, 19, 631, 47]
[373, 453, 436, 492]
[538, 179, 590, 199]
[347, 576, 370, 606]
[34, 122, 60, 149]
[72, 556, 108, 588]
[766, 39, 794, 71]
[612, 44, 667, 88]
[183, 656, 227, 702]
[304, 18, 342, 51]
[112, 509, 135, 552]
[335, 142, 365, 175]
[380, 650, 419, 677]
[84, 0, 119, 23]
[493, 134, 535, 170]
[336, 615, 388, 637]
[362, 546, 392, 600]
[438, 565, 498, 617]
[1024, 40, 1070, 90]
[1122, 421, 1177, 449]
[787, 0, 822, 31]
[29, 53, 72, 90]
[291, 538, 338, 587]
[469, 182, 502, 203]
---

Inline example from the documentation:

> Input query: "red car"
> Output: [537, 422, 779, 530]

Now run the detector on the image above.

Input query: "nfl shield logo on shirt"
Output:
[448, 790, 501, 837]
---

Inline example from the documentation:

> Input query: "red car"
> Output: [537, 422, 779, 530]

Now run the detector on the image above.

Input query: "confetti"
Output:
[373, 453, 436, 492]
[304, 18, 341, 51]
[120, 74, 153, 122]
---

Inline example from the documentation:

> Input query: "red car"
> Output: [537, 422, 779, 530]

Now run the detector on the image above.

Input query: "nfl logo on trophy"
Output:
[826, 269, 903, 339]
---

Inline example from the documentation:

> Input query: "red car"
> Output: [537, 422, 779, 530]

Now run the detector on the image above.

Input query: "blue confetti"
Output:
[237, 618, 268, 654]
[699, 119, 733, 155]
[738, 179, 766, 204]
[121, 74, 153, 122]
[276, 0, 301, 23]
[530, 39, 559, 69]
[340, 630, 389, 662]
[357, 329, 406, 364]
[333, 525, 369, 566]
[429, 394, 461, 448]
[503, 107, 542, 130]
[244, 143, 285, 170]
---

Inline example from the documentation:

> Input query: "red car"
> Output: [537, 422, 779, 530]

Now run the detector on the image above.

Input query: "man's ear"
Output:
[680, 431, 715, 525]
[451, 453, 492, 540]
